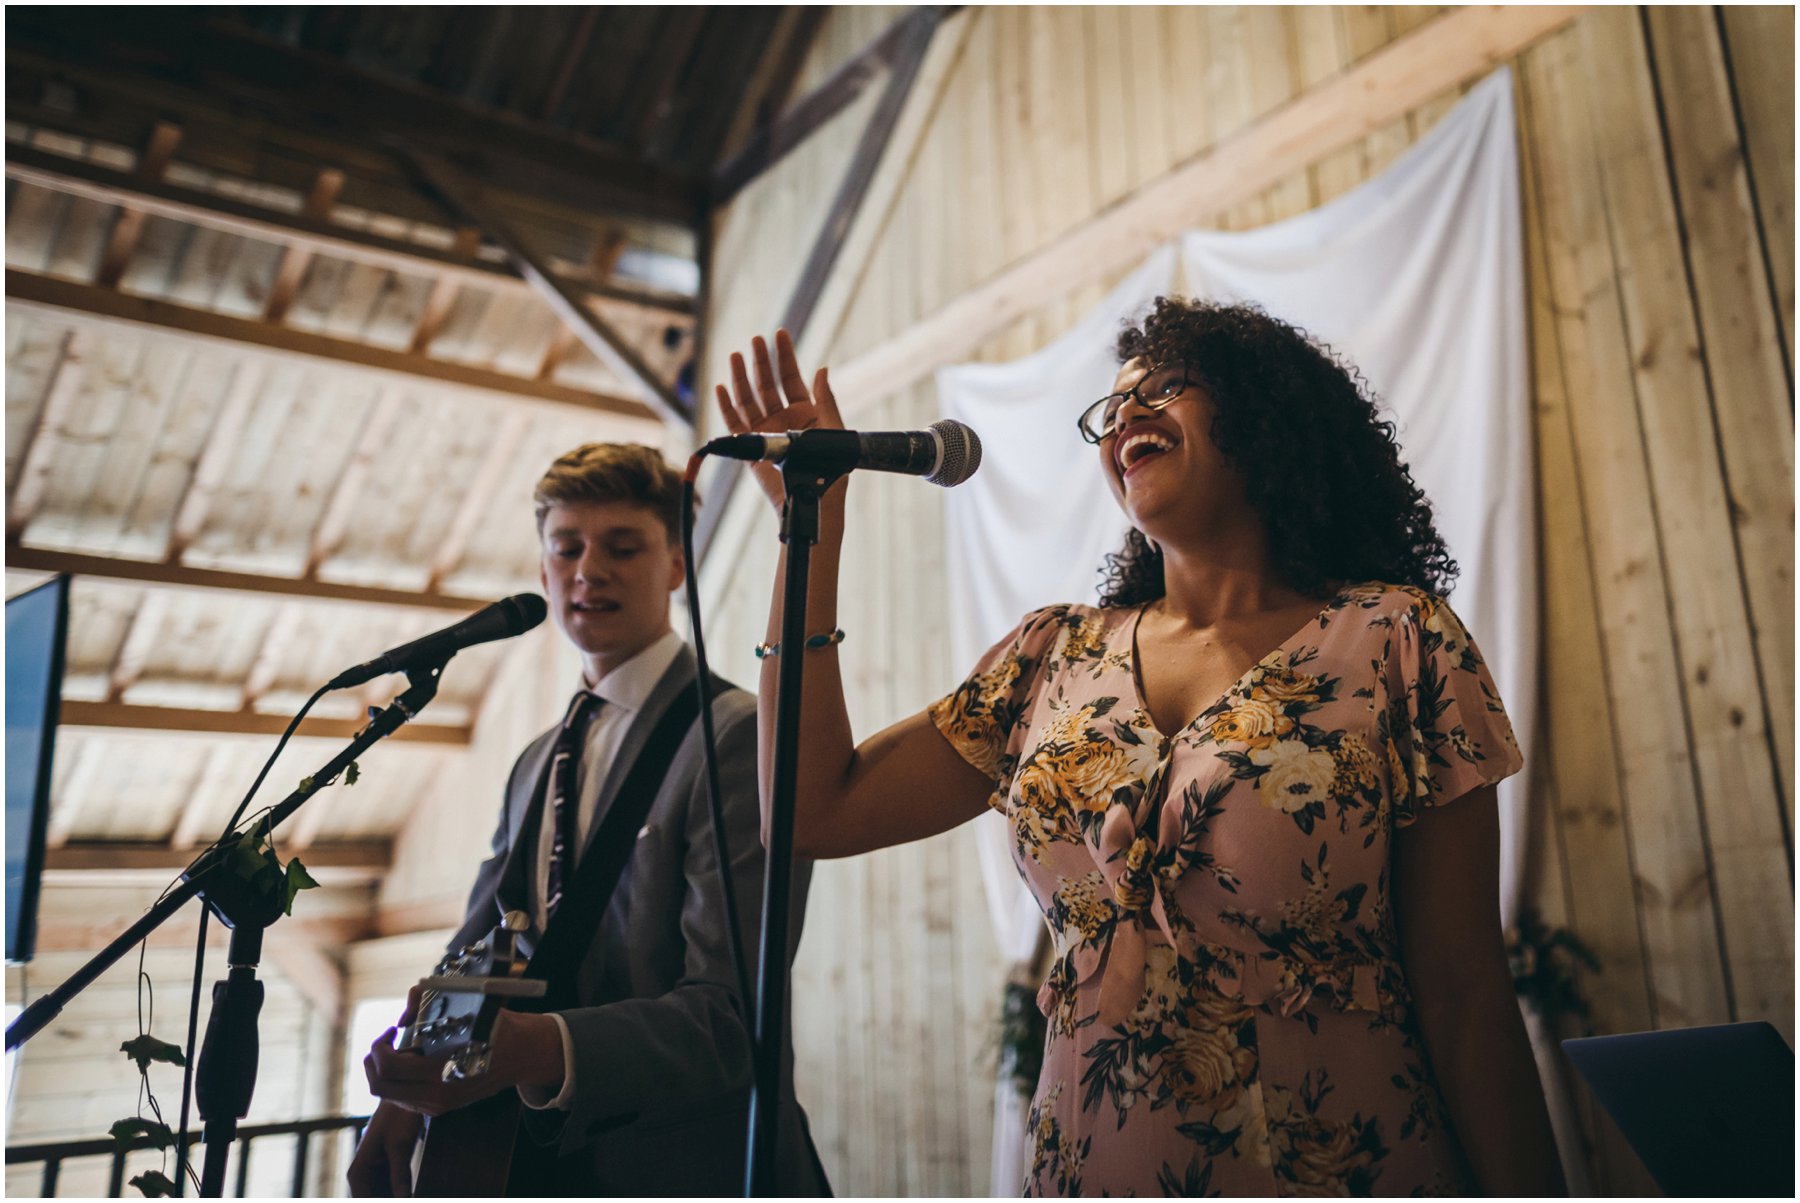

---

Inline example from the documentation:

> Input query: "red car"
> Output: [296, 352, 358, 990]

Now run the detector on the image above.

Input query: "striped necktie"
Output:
[544, 689, 601, 921]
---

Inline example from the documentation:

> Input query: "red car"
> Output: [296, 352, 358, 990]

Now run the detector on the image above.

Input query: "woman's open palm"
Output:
[714, 328, 845, 510]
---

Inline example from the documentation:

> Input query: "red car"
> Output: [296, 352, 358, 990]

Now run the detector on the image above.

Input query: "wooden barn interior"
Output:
[4, 4, 1792, 1197]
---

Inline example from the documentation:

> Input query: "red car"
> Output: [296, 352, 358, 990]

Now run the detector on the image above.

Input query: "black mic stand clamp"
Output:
[746, 465, 843, 1198]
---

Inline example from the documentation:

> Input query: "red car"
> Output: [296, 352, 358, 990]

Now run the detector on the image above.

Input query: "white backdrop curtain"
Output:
[935, 70, 1535, 1194]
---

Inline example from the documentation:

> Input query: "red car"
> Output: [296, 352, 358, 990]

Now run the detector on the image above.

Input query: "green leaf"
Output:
[299, 775, 316, 791]
[119, 1034, 187, 1073]
[345, 760, 360, 786]
[130, 1169, 179, 1197]
[283, 857, 321, 916]
[108, 1117, 173, 1151]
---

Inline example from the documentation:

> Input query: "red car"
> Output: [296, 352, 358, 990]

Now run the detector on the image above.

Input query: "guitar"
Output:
[394, 911, 546, 1197]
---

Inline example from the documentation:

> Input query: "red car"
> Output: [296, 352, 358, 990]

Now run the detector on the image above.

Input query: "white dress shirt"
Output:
[520, 628, 684, 1111]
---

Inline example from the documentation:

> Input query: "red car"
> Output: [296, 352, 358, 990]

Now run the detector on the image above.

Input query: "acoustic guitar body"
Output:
[414, 1092, 520, 1197]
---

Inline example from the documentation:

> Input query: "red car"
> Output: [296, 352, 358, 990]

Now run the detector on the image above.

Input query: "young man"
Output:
[350, 443, 825, 1196]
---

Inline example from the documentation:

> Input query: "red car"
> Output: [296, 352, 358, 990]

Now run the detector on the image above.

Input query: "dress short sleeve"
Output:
[927, 606, 1064, 809]
[1388, 591, 1523, 825]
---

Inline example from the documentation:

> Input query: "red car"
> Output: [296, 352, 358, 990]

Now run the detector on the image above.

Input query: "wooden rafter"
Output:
[239, 603, 302, 710]
[304, 387, 407, 578]
[5, 268, 659, 423]
[410, 226, 484, 355]
[48, 839, 389, 875]
[169, 744, 240, 849]
[166, 358, 261, 562]
[538, 233, 627, 379]
[6, 331, 86, 539]
[827, 5, 1587, 413]
[105, 591, 171, 703]
[400, 150, 690, 425]
[712, 7, 925, 202]
[262, 167, 345, 323]
[43, 743, 101, 850]
[4, 144, 695, 316]
[427, 411, 531, 592]
[95, 120, 183, 288]
[6, 543, 498, 613]
[713, 8, 827, 180]
[61, 700, 471, 745]
[4, 18, 707, 225]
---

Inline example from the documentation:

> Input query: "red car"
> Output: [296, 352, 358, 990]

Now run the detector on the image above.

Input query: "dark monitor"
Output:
[6, 574, 70, 964]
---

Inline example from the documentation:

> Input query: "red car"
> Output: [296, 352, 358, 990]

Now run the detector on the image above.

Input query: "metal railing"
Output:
[6, 1115, 369, 1198]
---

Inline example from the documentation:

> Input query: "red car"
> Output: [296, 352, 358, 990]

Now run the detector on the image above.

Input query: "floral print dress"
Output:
[928, 583, 1522, 1197]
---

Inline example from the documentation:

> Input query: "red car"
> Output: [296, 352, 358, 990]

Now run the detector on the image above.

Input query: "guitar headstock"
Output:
[394, 910, 544, 1079]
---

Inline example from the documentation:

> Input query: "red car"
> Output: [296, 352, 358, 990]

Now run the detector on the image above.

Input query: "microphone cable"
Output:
[680, 451, 756, 1019]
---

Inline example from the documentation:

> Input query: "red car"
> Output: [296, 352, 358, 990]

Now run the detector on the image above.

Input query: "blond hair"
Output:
[532, 443, 693, 540]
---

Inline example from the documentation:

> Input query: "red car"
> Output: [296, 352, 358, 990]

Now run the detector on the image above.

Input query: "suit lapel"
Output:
[580, 644, 697, 862]
[497, 727, 558, 917]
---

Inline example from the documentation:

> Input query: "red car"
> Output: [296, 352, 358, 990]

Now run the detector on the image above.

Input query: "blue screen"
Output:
[7, 576, 67, 962]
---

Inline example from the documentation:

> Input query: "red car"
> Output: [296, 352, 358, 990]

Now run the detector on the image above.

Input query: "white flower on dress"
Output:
[1249, 739, 1338, 813]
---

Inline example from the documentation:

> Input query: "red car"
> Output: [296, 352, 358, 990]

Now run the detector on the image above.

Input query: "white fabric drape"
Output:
[935, 70, 1533, 1195]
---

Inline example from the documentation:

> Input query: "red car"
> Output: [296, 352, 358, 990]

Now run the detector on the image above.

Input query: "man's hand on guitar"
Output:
[347, 1102, 425, 1197]
[363, 1008, 565, 1118]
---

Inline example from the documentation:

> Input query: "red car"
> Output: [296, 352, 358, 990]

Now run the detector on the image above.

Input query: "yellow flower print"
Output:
[1250, 654, 1322, 707]
[1115, 836, 1156, 911]
[1168, 1025, 1260, 1111]
[1060, 616, 1109, 663]
[1250, 740, 1338, 812]
[1208, 696, 1292, 746]
[1330, 734, 1380, 799]
[1053, 872, 1114, 942]
[1287, 1123, 1378, 1196]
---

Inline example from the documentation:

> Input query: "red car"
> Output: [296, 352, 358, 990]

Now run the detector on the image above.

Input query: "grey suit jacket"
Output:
[450, 645, 824, 1196]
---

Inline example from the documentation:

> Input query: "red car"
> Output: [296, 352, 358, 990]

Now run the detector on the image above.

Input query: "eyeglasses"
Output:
[1076, 362, 1192, 444]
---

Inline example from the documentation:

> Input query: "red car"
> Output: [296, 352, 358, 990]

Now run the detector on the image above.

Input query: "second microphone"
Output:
[703, 419, 982, 488]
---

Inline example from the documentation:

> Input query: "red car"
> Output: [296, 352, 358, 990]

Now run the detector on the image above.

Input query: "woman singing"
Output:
[716, 299, 1564, 1197]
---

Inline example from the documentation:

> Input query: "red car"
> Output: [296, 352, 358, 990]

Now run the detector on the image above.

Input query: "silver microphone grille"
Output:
[926, 419, 982, 487]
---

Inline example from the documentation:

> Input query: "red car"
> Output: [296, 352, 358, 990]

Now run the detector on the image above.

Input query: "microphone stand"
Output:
[745, 465, 842, 1198]
[6, 661, 446, 1197]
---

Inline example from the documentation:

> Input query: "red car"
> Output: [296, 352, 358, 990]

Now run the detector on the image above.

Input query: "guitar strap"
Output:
[519, 677, 708, 1013]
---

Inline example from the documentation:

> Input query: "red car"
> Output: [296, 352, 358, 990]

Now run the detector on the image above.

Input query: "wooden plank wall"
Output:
[700, 6, 1794, 1195]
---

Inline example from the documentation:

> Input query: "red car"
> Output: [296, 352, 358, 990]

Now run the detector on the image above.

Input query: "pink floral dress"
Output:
[929, 583, 1522, 1197]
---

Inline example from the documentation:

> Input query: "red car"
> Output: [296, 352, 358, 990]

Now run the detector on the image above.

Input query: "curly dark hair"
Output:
[1097, 297, 1457, 607]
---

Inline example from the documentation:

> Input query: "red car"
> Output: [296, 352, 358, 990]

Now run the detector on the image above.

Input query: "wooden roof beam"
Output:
[5, 331, 86, 540]
[399, 149, 691, 426]
[262, 167, 345, 323]
[712, 6, 933, 202]
[409, 227, 484, 355]
[165, 359, 261, 563]
[47, 839, 390, 876]
[826, 5, 1587, 413]
[304, 387, 406, 578]
[95, 120, 183, 288]
[428, 412, 531, 593]
[4, 15, 707, 225]
[4, 268, 660, 424]
[61, 700, 470, 746]
[6, 543, 498, 614]
[4, 143, 695, 317]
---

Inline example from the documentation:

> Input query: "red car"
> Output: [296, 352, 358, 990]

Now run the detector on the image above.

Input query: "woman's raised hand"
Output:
[714, 328, 845, 511]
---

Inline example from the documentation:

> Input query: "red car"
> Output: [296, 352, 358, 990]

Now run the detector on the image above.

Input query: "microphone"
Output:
[703, 419, 982, 487]
[327, 594, 548, 690]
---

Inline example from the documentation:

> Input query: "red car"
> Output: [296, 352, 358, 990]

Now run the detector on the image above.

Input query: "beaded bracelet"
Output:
[754, 628, 846, 659]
